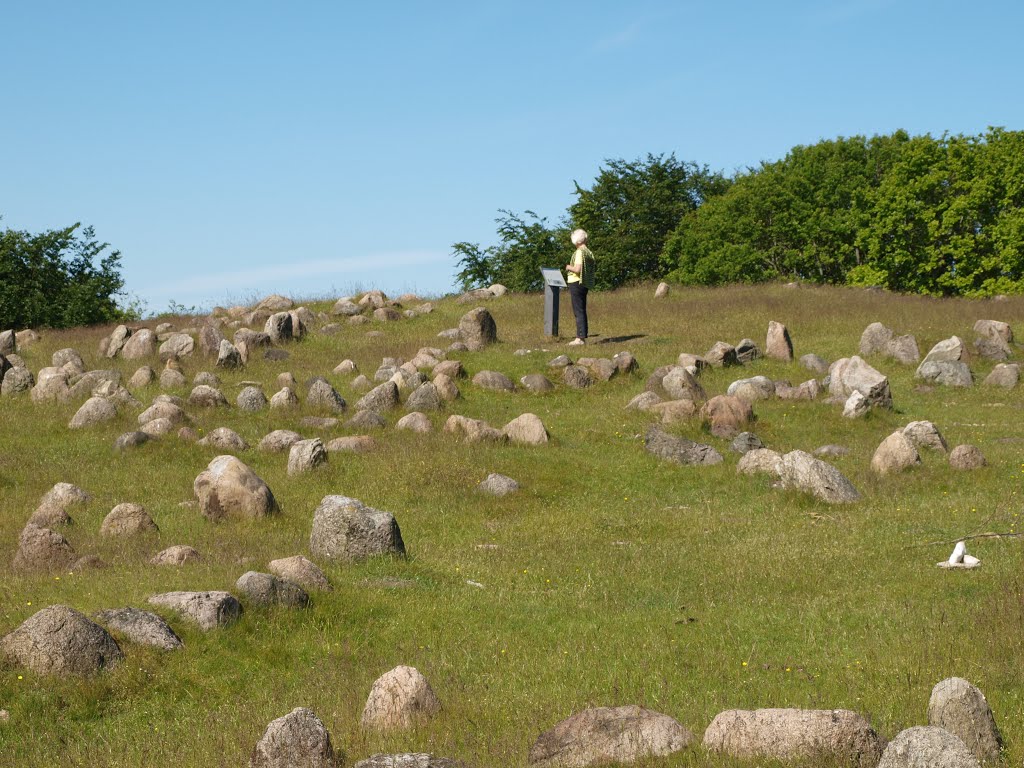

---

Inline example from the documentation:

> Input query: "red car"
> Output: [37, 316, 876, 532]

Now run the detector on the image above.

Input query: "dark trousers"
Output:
[568, 283, 588, 339]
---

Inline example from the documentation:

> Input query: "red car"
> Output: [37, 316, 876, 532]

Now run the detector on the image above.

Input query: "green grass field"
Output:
[2, 283, 1023, 766]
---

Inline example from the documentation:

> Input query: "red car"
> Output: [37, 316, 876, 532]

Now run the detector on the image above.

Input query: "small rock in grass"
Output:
[361, 665, 441, 731]
[478, 473, 519, 496]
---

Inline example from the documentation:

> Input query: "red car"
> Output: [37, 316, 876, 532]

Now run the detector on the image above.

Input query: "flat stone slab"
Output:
[147, 591, 242, 630]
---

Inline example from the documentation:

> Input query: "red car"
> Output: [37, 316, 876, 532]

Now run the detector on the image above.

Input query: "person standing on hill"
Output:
[565, 228, 595, 346]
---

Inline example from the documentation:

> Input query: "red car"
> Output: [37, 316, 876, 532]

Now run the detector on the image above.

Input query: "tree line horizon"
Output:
[454, 127, 1024, 299]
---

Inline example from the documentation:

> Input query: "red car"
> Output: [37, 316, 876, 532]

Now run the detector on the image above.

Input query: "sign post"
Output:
[540, 268, 567, 337]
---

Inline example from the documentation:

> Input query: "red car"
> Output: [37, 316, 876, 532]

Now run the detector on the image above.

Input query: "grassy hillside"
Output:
[2, 283, 1023, 767]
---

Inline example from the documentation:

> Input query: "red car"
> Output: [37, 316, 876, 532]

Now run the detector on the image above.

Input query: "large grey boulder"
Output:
[197, 426, 248, 451]
[877, 726, 979, 768]
[916, 360, 973, 387]
[40, 482, 90, 510]
[68, 396, 118, 429]
[529, 705, 692, 767]
[780, 450, 860, 503]
[829, 356, 892, 407]
[268, 556, 332, 592]
[216, 339, 243, 369]
[307, 378, 347, 413]
[871, 431, 922, 475]
[662, 366, 706, 402]
[903, 421, 948, 453]
[100, 503, 159, 537]
[258, 430, 303, 452]
[310, 496, 406, 562]
[950, 444, 987, 470]
[503, 413, 549, 445]
[237, 386, 268, 412]
[983, 363, 1019, 388]
[264, 312, 294, 343]
[356, 381, 400, 412]
[458, 307, 497, 350]
[13, 523, 77, 571]
[361, 665, 441, 730]
[236, 571, 310, 608]
[705, 341, 739, 367]
[198, 324, 227, 357]
[121, 328, 157, 359]
[32, 367, 71, 402]
[138, 399, 188, 425]
[258, 294, 294, 312]
[860, 322, 894, 356]
[644, 425, 723, 466]
[150, 545, 201, 566]
[479, 473, 519, 496]
[727, 375, 775, 403]
[1, 365, 34, 395]
[886, 334, 921, 364]
[250, 707, 341, 768]
[700, 395, 754, 438]
[737, 448, 784, 477]
[1, 605, 123, 675]
[93, 607, 183, 651]
[53, 347, 85, 372]
[104, 325, 132, 357]
[189, 384, 229, 407]
[288, 438, 328, 476]
[159, 333, 195, 361]
[927, 677, 1002, 764]
[735, 338, 761, 364]
[472, 370, 515, 392]
[974, 319, 1013, 345]
[193, 455, 279, 520]
[703, 708, 883, 768]
[922, 336, 966, 365]
[406, 382, 443, 412]
[147, 591, 243, 630]
[444, 415, 506, 443]
[519, 372, 554, 393]
[0, 328, 16, 355]
[765, 320, 794, 361]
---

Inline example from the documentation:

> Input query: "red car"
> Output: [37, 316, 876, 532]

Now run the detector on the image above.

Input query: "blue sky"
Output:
[3, 1, 1022, 314]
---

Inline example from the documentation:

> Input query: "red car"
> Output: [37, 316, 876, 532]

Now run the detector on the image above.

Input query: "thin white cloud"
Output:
[158, 249, 450, 295]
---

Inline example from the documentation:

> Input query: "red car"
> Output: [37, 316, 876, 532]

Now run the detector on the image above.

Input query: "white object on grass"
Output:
[948, 541, 966, 564]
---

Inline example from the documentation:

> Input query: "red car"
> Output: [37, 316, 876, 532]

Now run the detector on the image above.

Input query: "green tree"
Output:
[452, 210, 567, 293]
[0, 222, 131, 328]
[570, 154, 728, 289]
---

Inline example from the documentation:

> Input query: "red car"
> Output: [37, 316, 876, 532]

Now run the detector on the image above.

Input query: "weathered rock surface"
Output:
[503, 413, 549, 445]
[877, 726, 980, 768]
[396, 412, 433, 432]
[644, 425, 723, 466]
[479, 473, 519, 496]
[307, 378, 347, 412]
[93, 607, 183, 651]
[473, 370, 516, 392]
[1, 605, 124, 675]
[268, 556, 332, 592]
[310, 496, 406, 562]
[150, 545, 201, 566]
[927, 677, 1002, 764]
[264, 312, 294, 343]
[197, 426, 248, 451]
[860, 322, 894, 356]
[352, 756, 461, 768]
[41, 482, 91, 510]
[705, 341, 739, 367]
[121, 329, 157, 359]
[458, 307, 497, 350]
[250, 707, 341, 768]
[703, 708, 884, 768]
[100, 503, 159, 537]
[529, 705, 692, 767]
[236, 571, 310, 608]
[663, 366, 706, 402]
[700, 395, 754, 438]
[871, 431, 922, 475]
[562, 365, 593, 389]
[780, 450, 860, 503]
[361, 665, 441, 730]
[13, 523, 77, 571]
[288, 438, 328, 476]
[443, 415, 506, 443]
[903, 421, 948, 453]
[326, 435, 378, 452]
[258, 430, 303, 452]
[829, 356, 892, 407]
[159, 333, 195, 361]
[727, 376, 775, 403]
[737, 448, 784, 477]
[406, 382, 443, 412]
[194, 455, 279, 520]
[356, 381, 400, 412]
[147, 591, 243, 630]
[1, 365, 34, 395]
[237, 386, 268, 412]
[189, 384, 229, 408]
[983, 363, 1019, 388]
[916, 360, 973, 387]
[950, 444, 986, 470]
[766, 320, 794, 361]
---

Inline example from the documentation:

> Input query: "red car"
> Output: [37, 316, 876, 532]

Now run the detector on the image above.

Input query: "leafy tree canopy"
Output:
[0, 221, 134, 329]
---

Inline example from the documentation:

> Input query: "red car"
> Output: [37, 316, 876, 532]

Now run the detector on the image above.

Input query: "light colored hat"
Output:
[570, 228, 588, 246]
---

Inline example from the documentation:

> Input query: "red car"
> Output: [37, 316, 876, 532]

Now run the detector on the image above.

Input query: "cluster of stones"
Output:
[631, 316, 1012, 506]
